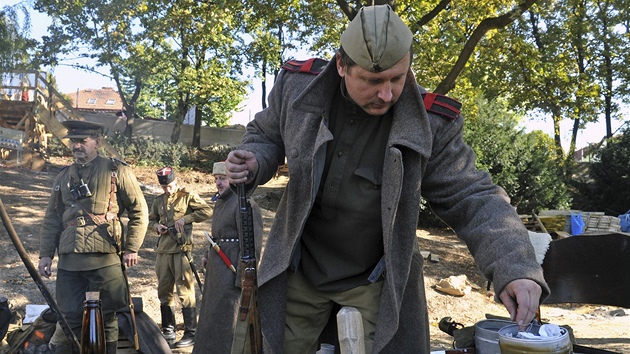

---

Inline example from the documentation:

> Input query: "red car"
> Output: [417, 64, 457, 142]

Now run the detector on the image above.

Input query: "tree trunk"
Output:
[192, 105, 201, 148]
[261, 58, 268, 110]
[434, 0, 538, 94]
[123, 105, 135, 139]
[170, 99, 186, 144]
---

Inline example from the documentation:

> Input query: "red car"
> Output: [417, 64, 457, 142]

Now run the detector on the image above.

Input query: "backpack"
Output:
[6, 308, 56, 354]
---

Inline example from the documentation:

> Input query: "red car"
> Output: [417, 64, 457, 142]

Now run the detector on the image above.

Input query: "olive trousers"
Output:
[51, 265, 127, 352]
[156, 252, 196, 307]
[284, 269, 383, 354]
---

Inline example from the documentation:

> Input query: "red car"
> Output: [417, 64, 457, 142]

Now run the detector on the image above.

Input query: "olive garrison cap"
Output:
[62, 120, 105, 139]
[212, 161, 226, 176]
[340, 5, 413, 72]
[156, 166, 175, 185]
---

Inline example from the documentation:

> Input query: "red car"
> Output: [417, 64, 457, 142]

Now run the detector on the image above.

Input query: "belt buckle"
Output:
[76, 216, 86, 227]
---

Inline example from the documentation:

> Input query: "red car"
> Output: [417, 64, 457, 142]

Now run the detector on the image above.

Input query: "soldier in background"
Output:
[38, 120, 148, 354]
[193, 162, 264, 353]
[148, 167, 212, 348]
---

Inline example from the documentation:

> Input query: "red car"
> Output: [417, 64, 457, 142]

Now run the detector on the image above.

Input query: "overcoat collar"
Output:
[291, 60, 433, 159]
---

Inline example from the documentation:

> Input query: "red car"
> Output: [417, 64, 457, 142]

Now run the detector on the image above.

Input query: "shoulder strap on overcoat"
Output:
[422, 93, 462, 121]
[281, 58, 329, 75]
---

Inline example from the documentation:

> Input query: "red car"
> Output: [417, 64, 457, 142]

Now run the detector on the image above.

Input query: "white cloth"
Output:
[23, 304, 49, 324]
[528, 231, 552, 264]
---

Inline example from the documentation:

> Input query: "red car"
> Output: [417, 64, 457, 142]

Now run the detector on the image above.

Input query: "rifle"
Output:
[235, 183, 262, 353]
[168, 227, 204, 294]
[0, 197, 81, 354]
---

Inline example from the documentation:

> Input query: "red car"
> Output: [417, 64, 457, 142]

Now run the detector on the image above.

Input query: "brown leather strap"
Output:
[109, 167, 117, 215]
[63, 215, 105, 229]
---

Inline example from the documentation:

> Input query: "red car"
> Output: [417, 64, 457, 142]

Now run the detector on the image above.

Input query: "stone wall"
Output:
[81, 112, 245, 147]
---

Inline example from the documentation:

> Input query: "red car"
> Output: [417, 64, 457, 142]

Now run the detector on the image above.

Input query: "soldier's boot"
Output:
[106, 341, 117, 354]
[174, 307, 197, 348]
[160, 305, 177, 346]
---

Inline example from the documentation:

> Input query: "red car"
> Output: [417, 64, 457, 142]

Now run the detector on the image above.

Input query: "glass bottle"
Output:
[80, 291, 106, 354]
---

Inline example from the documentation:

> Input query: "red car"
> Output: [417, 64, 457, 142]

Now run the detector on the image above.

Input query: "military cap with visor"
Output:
[156, 166, 176, 185]
[62, 120, 105, 139]
[340, 5, 413, 72]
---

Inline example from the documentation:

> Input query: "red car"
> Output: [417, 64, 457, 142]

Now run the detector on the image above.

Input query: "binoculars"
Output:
[70, 179, 92, 200]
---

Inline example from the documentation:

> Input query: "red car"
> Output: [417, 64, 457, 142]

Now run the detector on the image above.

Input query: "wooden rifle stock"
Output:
[236, 184, 262, 354]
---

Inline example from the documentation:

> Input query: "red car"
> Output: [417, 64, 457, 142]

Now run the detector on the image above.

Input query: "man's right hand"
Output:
[225, 150, 259, 184]
[156, 224, 168, 234]
[38, 257, 52, 278]
[201, 256, 208, 270]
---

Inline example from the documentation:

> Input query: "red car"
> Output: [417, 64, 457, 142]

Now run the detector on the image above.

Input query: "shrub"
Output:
[52, 132, 236, 174]
[574, 127, 630, 215]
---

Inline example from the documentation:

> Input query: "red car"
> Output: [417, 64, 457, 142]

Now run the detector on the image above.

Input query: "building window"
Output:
[105, 99, 116, 105]
[87, 98, 97, 105]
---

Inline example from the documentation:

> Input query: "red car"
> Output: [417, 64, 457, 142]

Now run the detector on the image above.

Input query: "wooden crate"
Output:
[116, 338, 139, 353]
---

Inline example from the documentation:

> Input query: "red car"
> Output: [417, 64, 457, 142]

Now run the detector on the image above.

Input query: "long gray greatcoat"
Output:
[239, 60, 549, 353]
[193, 188, 264, 354]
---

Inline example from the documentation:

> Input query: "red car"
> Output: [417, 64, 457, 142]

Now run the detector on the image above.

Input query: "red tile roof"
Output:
[66, 87, 123, 112]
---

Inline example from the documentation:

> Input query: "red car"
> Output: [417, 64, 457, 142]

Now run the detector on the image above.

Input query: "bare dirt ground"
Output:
[1, 159, 628, 353]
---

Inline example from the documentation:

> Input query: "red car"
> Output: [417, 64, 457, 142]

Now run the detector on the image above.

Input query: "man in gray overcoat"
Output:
[193, 162, 264, 353]
[225, 5, 549, 353]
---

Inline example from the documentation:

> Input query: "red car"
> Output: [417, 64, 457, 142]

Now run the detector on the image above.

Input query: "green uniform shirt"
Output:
[300, 87, 392, 292]
[39, 155, 149, 271]
[148, 186, 213, 254]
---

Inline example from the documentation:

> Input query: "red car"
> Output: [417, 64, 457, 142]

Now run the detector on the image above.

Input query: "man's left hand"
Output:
[123, 251, 139, 268]
[499, 279, 542, 330]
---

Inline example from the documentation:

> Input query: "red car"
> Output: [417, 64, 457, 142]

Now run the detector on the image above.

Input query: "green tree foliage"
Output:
[576, 128, 630, 215]
[463, 93, 571, 213]
[0, 3, 36, 71]
[240, 0, 310, 108]
[591, 0, 630, 139]
[468, 0, 630, 157]
[34, 0, 247, 145]
[138, 0, 248, 145]
[34, 0, 153, 138]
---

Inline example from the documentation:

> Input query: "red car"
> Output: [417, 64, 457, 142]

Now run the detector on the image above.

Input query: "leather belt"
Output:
[63, 216, 101, 229]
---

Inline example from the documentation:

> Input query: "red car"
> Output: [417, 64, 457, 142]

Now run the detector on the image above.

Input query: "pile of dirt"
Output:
[0, 160, 628, 353]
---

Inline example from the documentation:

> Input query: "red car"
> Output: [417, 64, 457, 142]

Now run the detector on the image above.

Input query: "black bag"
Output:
[0, 296, 11, 342]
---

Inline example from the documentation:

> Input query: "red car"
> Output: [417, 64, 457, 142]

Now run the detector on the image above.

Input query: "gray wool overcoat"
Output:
[238, 59, 550, 353]
[194, 188, 264, 353]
